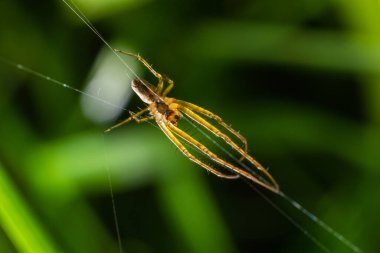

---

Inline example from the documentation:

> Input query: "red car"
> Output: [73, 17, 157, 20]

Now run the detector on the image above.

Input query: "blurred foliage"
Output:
[0, 0, 379, 252]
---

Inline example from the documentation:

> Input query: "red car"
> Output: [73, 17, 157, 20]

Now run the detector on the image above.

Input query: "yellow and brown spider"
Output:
[105, 50, 279, 193]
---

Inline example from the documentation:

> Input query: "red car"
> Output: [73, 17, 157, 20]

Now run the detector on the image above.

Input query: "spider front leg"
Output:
[105, 107, 150, 132]
[114, 50, 162, 79]
[114, 50, 166, 94]
[162, 76, 174, 96]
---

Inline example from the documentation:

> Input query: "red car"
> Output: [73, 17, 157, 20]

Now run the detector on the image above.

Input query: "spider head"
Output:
[131, 79, 156, 104]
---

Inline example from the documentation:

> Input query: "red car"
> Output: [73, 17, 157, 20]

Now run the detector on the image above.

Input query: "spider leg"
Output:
[174, 99, 248, 156]
[114, 49, 165, 94]
[129, 111, 154, 123]
[105, 107, 150, 132]
[162, 76, 174, 96]
[178, 105, 279, 190]
[167, 122, 279, 193]
[179, 105, 245, 156]
[168, 99, 247, 161]
[114, 50, 162, 79]
[172, 102, 279, 190]
[157, 121, 239, 180]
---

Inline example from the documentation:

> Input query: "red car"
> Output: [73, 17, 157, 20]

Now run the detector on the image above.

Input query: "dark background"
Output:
[0, 0, 378, 252]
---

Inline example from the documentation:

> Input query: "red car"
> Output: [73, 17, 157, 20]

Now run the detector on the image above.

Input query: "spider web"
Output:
[0, 1, 364, 253]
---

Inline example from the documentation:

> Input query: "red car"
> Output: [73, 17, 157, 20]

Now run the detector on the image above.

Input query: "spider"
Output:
[105, 50, 279, 193]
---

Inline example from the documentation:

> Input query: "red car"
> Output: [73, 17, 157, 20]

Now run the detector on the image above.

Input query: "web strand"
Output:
[55, 3, 146, 252]
[1, 53, 363, 253]
[0, 1, 364, 252]
[243, 178, 331, 253]
[60, 0, 141, 81]
[0, 57, 128, 112]
[278, 191, 363, 253]
[183, 116, 363, 253]
[102, 135, 124, 253]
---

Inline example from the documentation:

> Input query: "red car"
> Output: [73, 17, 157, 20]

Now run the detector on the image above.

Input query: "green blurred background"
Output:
[0, 0, 378, 252]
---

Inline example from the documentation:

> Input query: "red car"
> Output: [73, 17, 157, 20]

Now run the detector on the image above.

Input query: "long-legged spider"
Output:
[105, 50, 279, 193]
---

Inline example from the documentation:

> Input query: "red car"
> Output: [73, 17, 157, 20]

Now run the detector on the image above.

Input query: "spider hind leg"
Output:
[166, 121, 279, 193]
[157, 121, 239, 180]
